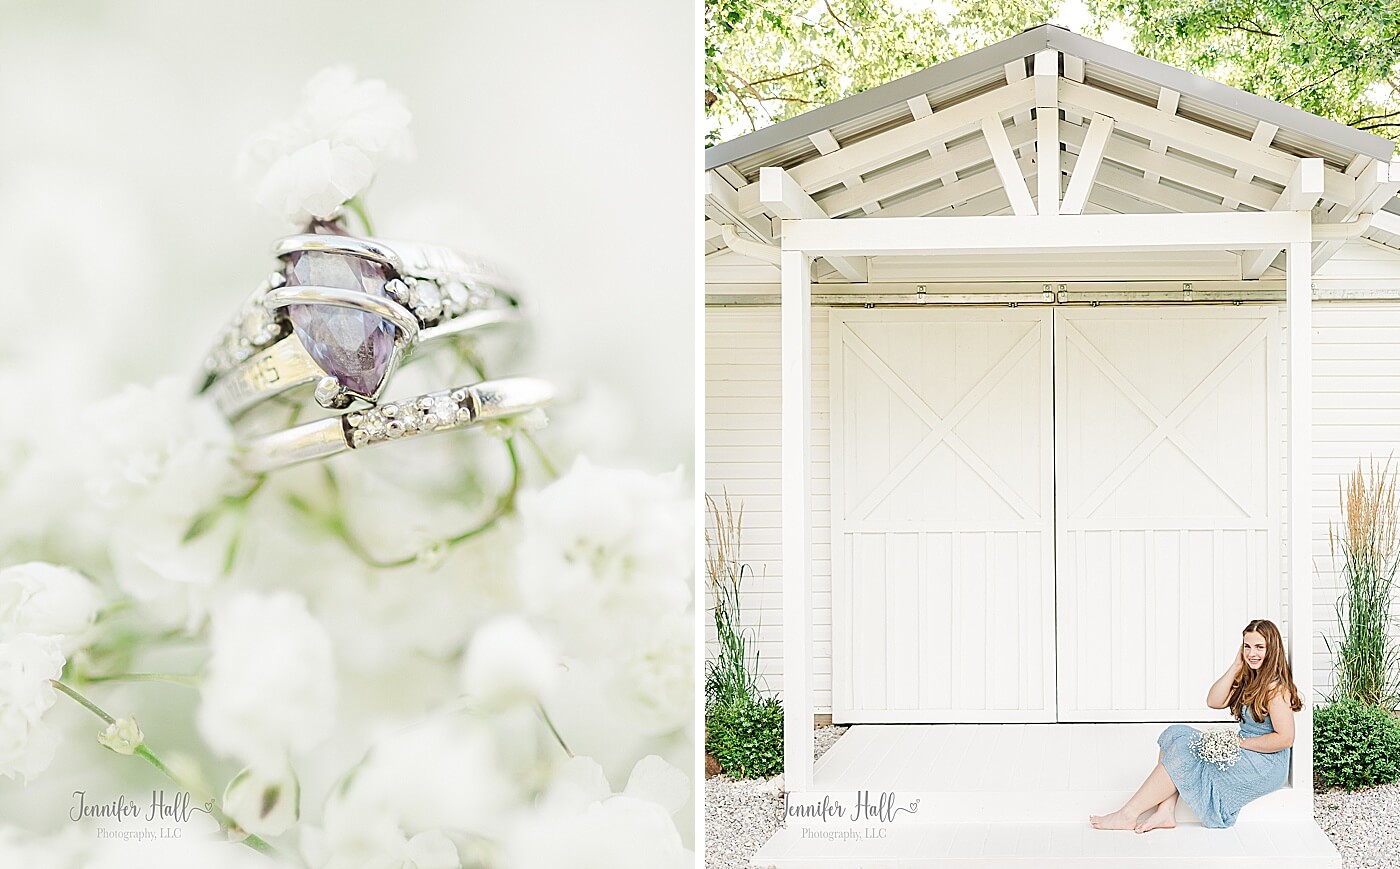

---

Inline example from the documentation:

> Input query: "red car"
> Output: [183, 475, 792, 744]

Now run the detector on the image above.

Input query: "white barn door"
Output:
[1055, 307, 1282, 722]
[830, 309, 1056, 722]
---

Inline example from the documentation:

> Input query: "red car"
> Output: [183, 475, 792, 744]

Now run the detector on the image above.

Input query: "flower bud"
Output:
[223, 764, 300, 836]
[97, 716, 143, 756]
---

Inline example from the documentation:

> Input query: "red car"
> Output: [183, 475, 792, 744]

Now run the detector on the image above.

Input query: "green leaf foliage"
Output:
[705, 0, 1058, 143]
[1088, 0, 1400, 145]
[1314, 699, 1400, 791]
[706, 694, 785, 778]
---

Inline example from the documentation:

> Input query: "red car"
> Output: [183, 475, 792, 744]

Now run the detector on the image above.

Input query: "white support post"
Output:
[982, 114, 1037, 217]
[780, 247, 814, 793]
[760, 167, 868, 282]
[1285, 239, 1313, 807]
[1060, 113, 1114, 215]
[1034, 49, 1059, 215]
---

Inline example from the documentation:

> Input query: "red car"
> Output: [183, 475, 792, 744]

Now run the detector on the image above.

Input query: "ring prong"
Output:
[314, 376, 355, 410]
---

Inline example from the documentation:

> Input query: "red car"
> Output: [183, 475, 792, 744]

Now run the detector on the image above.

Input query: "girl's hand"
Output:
[1231, 645, 1246, 673]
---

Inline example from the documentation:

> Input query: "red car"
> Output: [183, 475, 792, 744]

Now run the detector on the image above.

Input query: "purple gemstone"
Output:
[285, 251, 396, 398]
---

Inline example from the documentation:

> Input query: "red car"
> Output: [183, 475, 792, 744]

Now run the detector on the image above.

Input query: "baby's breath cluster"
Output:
[1190, 727, 1242, 771]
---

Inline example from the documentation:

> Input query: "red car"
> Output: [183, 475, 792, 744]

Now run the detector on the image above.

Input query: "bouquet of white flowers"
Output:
[1189, 727, 1242, 770]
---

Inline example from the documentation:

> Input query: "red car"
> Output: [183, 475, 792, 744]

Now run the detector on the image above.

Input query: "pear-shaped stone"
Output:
[285, 250, 396, 398]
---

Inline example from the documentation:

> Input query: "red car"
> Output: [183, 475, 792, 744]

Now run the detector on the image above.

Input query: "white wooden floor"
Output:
[748, 724, 1340, 867]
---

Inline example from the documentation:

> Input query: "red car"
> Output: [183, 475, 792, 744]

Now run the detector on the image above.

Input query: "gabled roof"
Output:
[705, 25, 1400, 277]
[707, 25, 1393, 174]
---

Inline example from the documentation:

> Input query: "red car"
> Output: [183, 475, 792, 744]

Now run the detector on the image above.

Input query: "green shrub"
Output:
[706, 695, 784, 779]
[1314, 699, 1400, 791]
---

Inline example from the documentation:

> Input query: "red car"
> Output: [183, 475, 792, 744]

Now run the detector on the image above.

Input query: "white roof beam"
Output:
[1062, 80, 1300, 186]
[759, 167, 868, 282]
[732, 77, 1035, 214]
[782, 211, 1312, 256]
[808, 129, 878, 215]
[1061, 55, 1085, 125]
[908, 94, 960, 188]
[1034, 49, 1060, 215]
[880, 153, 1034, 218]
[982, 114, 1037, 217]
[1242, 157, 1324, 278]
[1060, 113, 1115, 215]
[705, 171, 775, 244]
[1144, 88, 1179, 184]
[1224, 121, 1279, 208]
[1314, 159, 1400, 268]
[1005, 58, 1031, 127]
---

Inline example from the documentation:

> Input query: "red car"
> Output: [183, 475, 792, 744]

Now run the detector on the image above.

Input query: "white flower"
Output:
[83, 376, 240, 521]
[0, 562, 103, 654]
[0, 634, 65, 782]
[223, 764, 300, 837]
[304, 717, 519, 869]
[197, 592, 336, 771]
[460, 615, 559, 713]
[0, 826, 89, 869]
[97, 715, 143, 756]
[299, 66, 414, 160]
[500, 755, 692, 869]
[239, 65, 412, 226]
[516, 458, 692, 653]
[254, 140, 374, 225]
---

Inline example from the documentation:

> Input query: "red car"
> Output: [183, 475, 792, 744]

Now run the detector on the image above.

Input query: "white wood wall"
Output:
[705, 242, 1400, 716]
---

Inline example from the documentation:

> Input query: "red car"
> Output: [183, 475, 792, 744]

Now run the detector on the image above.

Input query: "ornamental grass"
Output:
[1326, 457, 1400, 709]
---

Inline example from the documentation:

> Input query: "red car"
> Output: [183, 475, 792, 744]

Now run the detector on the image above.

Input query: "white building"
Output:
[705, 24, 1400, 867]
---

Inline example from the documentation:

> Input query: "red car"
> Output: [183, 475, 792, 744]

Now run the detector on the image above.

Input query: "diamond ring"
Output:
[239, 376, 555, 473]
[199, 233, 523, 417]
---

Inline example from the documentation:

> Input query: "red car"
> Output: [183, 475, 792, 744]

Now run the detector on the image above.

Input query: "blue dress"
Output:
[1156, 706, 1290, 828]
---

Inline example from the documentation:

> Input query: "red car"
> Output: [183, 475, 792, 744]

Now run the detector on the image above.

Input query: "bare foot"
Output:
[1133, 807, 1176, 834]
[1088, 809, 1143, 830]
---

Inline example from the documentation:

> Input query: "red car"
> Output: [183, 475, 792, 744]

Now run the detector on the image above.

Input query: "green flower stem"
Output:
[521, 431, 560, 479]
[345, 197, 374, 235]
[50, 680, 277, 858]
[536, 702, 573, 758]
[81, 673, 200, 688]
[320, 437, 524, 568]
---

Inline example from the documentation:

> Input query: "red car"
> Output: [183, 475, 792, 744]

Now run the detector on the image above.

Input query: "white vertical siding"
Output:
[706, 295, 1400, 716]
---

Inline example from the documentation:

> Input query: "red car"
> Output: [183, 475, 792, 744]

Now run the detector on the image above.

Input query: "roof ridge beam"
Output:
[760, 167, 869, 282]
[1034, 49, 1060, 215]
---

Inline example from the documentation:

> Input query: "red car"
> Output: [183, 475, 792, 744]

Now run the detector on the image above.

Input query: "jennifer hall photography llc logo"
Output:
[70, 789, 216, 842]
[785, 791, 922, 841]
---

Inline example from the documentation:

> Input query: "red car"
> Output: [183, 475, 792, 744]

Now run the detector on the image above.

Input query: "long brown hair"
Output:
[1227, 618, 1303, 723]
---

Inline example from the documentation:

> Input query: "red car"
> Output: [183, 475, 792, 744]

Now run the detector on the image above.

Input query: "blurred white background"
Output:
[0, 0, 695, 470]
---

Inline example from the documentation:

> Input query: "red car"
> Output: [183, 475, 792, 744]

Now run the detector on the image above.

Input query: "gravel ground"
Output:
[1315, 782, 1400, 868]
[707, 727, 1400, 869]
[705, 725, 847, 869]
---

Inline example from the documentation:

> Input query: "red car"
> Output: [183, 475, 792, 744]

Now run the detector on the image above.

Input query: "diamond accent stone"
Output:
[441, 281, 470, 315]
[286, 251, 397, 398]
[409, 279, 444, 323]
